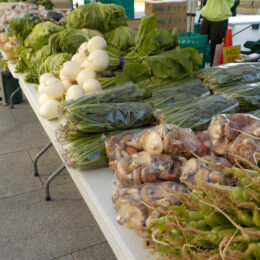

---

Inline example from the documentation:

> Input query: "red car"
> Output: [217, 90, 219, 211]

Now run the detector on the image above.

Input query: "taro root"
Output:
[112, 182, 189, 230]
[106, 135, 122, 160]
[114, 199, 147, 230]
[227, 122, 260, 166]
[143, 130, 164, 155]
[181, 158, 230, 185]
[208, 114, 260, 156]
[130, 151, 154, 169]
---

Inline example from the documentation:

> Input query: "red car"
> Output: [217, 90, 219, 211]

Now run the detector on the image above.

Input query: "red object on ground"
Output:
[219, 28, 233, 64]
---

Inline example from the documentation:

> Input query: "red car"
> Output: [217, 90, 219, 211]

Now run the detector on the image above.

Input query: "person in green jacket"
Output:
[199, 0, 235, 65]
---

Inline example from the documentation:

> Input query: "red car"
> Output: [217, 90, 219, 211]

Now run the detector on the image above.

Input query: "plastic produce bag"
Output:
[147, 79, 210, 108]
[195, 63, 260, 91]
[226, 121, 260, 166]
[214, 81, 260, 112]
[61, 83, 144, 112]
[106, 124, 202, 187]
[154, 94, 239, 130]
[208, 113, 260, 156]
[64, 102, 153, 133]
[46, 10, 64, 21]
[58, 127, 143, 169]
[112, 182, 190, 230]
[180, 156, 235, 186]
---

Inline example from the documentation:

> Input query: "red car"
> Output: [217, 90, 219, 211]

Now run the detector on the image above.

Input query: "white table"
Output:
[4, 55, 152, 260]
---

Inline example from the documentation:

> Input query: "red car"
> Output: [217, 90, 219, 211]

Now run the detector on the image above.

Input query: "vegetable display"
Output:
[2, 2, 260, 259]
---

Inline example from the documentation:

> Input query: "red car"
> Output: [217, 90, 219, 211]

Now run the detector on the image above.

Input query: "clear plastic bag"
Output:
[208, 113, 260, 156]
[180, 156, 235, 186]
[112, 181, 189, 230]
[226, 122, 260, 166]
[106, 124, 202, 187]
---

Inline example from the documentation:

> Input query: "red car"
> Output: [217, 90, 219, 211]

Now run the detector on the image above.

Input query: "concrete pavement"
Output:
[0, 99, 116, 260]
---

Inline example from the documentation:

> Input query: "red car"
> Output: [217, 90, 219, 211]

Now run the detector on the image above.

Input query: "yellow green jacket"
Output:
[201, 0, 235, 21]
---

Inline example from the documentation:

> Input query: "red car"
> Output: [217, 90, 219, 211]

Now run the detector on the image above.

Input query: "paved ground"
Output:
[0, 99, 116, 260]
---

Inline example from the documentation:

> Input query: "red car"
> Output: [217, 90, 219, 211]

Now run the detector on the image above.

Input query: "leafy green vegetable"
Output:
[65, 2, 127, 33]
[15, 47, 34, 73]
[25, 53, 72, 83]
[9, 17, 41, 44]
[115, 63, 150, 85]
[48, 28, 103, 54]
[105, 26, 136, 52]
[143, 48, 202, 80]
[134, 14, 179, 55]
[24, 21, 62, 51]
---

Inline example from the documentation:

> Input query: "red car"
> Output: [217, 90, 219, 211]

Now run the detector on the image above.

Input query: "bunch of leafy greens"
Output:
[24, 21, 62, 51]
[25, 53, 72, 83]
[65, 2, 127, 33]
[105, 26, 136, 52]
[48, 28, 103, 54]
[15, 47, 34, 73]
[133, 14, 179, 56]
[9, 17, 41, 44]
[26, 0, 53, 9]
[143, 48, 202, 79]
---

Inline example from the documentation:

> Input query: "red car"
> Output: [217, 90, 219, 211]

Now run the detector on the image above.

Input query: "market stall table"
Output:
[2, 51, 153, 260]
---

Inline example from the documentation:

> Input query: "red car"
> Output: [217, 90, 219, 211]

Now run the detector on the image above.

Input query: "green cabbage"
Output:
[65, 2, 127, 33]
[25, 53, 72, 83]
[24, 21, 62, 51]
[48, 28, 103, 54]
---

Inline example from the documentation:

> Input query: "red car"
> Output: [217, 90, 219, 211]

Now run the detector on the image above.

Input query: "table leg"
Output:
[10, 86, 21, 109]
[34, 142, 53, 177]
[45, 165, 66, 201]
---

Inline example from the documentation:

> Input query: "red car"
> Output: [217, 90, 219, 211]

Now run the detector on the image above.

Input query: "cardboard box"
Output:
[127, 19, 141, 30]
[52, 0, 71, 10]
[145, 0, 188, 32]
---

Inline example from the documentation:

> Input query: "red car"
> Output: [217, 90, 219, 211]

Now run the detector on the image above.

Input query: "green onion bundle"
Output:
[63, 134, 108, 169]
[154, 95, 239, 130]
[147, 79, 210, 108]
[214, 82, 260, 112]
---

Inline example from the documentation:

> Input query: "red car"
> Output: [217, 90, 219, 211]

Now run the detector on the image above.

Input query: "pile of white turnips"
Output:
[38, 36, 110, 120]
